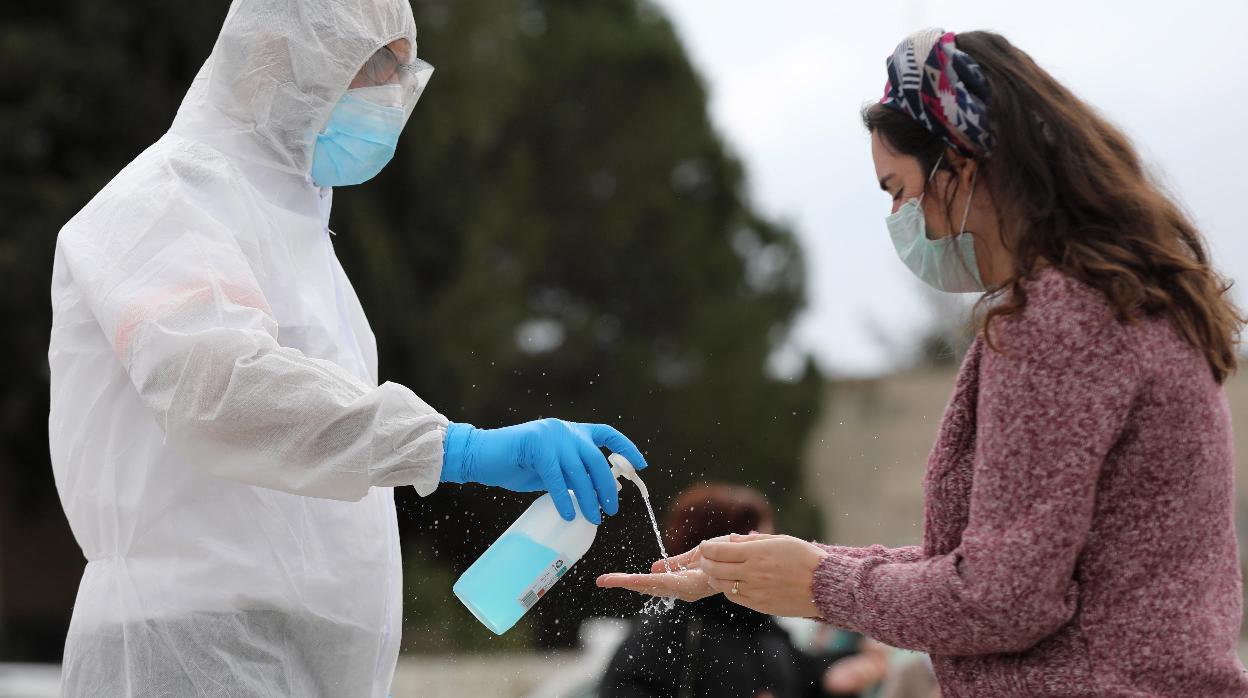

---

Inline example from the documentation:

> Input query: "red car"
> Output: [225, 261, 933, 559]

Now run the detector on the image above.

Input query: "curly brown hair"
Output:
[864, 31, 1243, 382]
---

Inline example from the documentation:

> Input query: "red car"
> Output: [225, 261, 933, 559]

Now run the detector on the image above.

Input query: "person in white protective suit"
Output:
[47, 0, 650, 695]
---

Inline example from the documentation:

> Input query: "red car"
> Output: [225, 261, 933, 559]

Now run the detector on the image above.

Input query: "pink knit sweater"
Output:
[812, 269, 1248, 696]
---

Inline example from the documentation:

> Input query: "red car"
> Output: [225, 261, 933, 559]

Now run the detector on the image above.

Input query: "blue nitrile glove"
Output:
[440, 418, 649, 524]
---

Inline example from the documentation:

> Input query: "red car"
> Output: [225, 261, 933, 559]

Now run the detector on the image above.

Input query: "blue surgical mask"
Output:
[885, 155, 984, 293]
[310, 86, 406, 188]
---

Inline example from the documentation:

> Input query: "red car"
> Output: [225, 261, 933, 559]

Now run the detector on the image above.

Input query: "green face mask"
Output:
[885, 155, 984, 293]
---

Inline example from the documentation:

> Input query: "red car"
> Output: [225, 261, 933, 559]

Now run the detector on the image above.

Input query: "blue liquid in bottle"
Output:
[453, 533, 564, 635]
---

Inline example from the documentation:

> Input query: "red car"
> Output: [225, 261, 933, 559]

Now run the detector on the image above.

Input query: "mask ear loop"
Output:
[917, 151, 946, 205]
[957, 167, 977, 236]
[954, 166, 983, 286]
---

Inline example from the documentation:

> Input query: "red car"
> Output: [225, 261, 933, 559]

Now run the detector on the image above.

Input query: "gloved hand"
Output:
[440, 418, 649, 524]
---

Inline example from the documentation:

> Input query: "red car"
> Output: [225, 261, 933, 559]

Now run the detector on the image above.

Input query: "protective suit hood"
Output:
[171, 0, 420, 177]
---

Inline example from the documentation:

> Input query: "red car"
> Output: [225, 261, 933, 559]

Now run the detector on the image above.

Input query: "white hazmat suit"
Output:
[48, 0, 441, 694]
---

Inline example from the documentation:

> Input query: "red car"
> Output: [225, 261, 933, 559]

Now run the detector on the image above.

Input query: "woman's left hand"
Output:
[698, 533, 829, 618]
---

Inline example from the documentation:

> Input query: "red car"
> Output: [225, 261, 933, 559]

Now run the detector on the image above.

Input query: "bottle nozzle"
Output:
[608, 453, 650, 500]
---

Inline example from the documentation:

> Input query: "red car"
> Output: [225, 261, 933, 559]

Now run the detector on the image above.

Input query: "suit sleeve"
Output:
[59, 194, 447, 501]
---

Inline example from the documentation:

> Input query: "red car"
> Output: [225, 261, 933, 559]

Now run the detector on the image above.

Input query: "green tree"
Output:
[0, 0, 230, 660]
[0, 0, 822, 658]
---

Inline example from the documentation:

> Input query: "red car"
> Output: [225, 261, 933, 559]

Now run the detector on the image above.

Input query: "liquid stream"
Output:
[638, 492, 679, 615]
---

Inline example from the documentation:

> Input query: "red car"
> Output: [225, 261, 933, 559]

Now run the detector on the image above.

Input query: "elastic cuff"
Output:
[374, 422, 448, 496]
[440, 422, 475, 484]
[812, 551, 866, 628]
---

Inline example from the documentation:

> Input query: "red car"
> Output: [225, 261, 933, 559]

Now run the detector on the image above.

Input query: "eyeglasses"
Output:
[358, 46, 434, 100]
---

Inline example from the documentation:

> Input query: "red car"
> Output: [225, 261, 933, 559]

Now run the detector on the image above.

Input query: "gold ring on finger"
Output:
[731, 580, 740, 595]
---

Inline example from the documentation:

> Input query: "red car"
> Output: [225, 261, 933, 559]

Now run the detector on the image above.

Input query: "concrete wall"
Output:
[803, 367, 956, 548]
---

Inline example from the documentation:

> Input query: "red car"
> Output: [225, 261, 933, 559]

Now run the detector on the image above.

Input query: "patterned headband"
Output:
[880, 28, 994, 157]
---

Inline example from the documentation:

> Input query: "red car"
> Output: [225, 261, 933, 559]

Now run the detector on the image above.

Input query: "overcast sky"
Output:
[650, 0, 1247, 376]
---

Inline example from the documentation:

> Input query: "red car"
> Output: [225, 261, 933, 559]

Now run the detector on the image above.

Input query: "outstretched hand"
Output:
[595, 566, 718, 603]
[594, 534, 769, 603]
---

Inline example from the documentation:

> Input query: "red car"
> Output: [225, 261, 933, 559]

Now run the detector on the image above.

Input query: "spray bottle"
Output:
[453, 454, 646, 634]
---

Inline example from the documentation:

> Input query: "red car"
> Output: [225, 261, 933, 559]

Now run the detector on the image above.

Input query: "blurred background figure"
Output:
[875, 654, 939, 698]
[601, 483, 885, 698]
[772, 617, 893, 697]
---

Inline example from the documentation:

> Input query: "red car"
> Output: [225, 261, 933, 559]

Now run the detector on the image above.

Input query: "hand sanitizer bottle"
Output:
[453, 454, 645, 635]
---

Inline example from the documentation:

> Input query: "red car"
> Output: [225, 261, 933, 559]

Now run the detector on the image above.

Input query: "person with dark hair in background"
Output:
[601, 483, 882, 698]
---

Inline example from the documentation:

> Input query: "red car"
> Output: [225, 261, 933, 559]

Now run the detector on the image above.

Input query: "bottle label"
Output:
[518, 557, 569, 610]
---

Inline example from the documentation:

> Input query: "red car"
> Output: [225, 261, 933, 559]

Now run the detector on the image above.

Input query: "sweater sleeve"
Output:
[811, 280, 1139, 656]
[816, 543, 924, 563]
